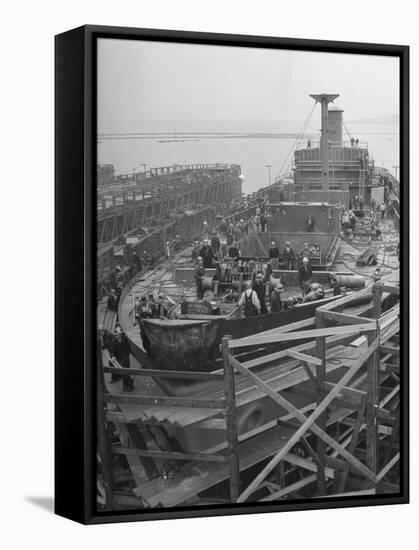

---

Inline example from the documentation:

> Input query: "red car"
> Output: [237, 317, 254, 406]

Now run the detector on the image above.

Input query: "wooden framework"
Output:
[97, 282, 400, 508]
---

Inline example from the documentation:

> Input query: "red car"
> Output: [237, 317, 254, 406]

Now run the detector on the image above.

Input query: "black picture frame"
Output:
[55, 24, 409, 525]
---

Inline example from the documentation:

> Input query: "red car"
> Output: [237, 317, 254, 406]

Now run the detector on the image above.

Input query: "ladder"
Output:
[358, 169, 366, 202]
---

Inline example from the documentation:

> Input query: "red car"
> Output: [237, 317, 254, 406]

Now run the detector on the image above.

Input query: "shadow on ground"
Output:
[25, 496, 54, 514]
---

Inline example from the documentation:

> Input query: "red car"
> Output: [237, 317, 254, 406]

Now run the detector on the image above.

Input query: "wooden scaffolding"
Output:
[97, 282, 400, 509]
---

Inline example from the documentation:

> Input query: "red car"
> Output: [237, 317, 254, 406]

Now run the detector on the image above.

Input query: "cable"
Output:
[275, 102, 318, 181]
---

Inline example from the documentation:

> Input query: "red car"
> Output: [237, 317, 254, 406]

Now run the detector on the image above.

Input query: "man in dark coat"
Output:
[210, 232, 220, 255]
[109, 327, 134, 392]
[199, 239, 215, 268]
[283, 241, 296, 270]
[228, 242, 240, 261]
[269, 241, 280, 270]
[270, 283, 284, 313]
[252, 272, 268, 314]
[298, 257, 312, 296]
[194, 257, 205, 299]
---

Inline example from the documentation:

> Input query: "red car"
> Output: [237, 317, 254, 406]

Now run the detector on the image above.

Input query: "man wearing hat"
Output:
[269, 240, 280, 270]
[199, 239, 214, 268]
[238, 280, 261, 317]
[298, 257, 312, 296]
[303, 284, 325, 303]
[283, 241, 296, 270]
[194, 256, 206, 299]
[252, 272, 268, 314]
[270, 283, 284, 313]
[109, 327, 134, 392]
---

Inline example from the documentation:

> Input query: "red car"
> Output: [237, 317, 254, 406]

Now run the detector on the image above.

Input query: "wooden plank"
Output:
[103, 366, 223, 381]
[104, 394, 225, 409]
[232, 341, 379, 502]
[228, 323, 377, 349]
[283, 453, 335, 479]
[322, 310, 371, 326]
[287, 350, 322, 366]
[315, 310, 327, 496]
[112, 447, 228, 463]
[366, 325, 380, 474]
[375, 284, 400, 296]
[260, 474, 317, 502]
[222, 336, 240, 502]
[379, 345, 400, 356]
[376, 453, 400, 482]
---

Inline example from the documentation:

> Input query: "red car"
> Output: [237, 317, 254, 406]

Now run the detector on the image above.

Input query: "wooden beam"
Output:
[104, 393, 225, 409]
[232, 342, 379, 502]
[228, 322, 377, 349]
[103, 366, 223, 381]
[322, 310, 371, 326]
[260, 474, 317, 501]
[287, 350, 322, 366]
[375, 284, 400, 296]
[112, 446, 228, 463]
[376, 453, 400, 483]
[222, 336, 240, 502]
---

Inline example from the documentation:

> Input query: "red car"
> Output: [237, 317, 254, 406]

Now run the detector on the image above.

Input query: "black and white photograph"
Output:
[95, 34, 405, 515]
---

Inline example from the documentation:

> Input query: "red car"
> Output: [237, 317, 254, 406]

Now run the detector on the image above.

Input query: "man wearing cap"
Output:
[109, 327, 134, 392]
[194, 257, 206, 299]
[199, 239, 214, 268]
[252, 272, 268, 314]
[269, 240, 280, 270]
[303, 284, 325, 302]
[156, 294, 168, 319]
[238, 280, 261, 317]
[298, 257, 312, 296]
[270, 283, 284, 313]
[283, 241, 296, 270]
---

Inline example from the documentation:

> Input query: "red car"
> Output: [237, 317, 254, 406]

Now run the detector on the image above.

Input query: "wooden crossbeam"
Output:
[228, 323, 377, 349]
[322, 310, 371, 325]
[231, 341, 379, 502]
[287, 350, 322, 366]
[376, 453, 400, 482]
[112, 446, 228, 463]
[259, 474, 317, 502]
[103, 393, 225, 409]
[375, 284, 400, 296]
[379, 345, 400, 356]
[103, 366, 223, 381]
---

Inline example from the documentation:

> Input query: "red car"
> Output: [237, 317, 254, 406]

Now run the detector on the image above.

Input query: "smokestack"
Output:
[328, 106, 343, 146]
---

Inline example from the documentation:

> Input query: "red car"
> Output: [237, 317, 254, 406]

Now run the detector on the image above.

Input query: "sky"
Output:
[97, 38, 399, 134]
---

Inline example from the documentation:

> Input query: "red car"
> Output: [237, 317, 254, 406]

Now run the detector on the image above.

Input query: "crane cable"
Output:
[275, 101, 318, 182]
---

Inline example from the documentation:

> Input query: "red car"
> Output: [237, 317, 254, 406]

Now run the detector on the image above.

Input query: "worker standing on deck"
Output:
[283, 241, 296, 270]
[270, 283, 284, 313]
[228, 241, 241, 262]
[194, 257, 205, 299]
[298, 242, 312, 266]
[107, 288, 119, 312]
[306, 214, 315, 232]
[156, 294, 169, 319]
[252, 272, 268, 314]
[298, 257, 312, 296]
[147, 294, 158, 318]
[109, 327, 134, 392]
[210, 230, 220, 256]
[199, 239, 215, 268]
[269, 240, 280, 270]
[303, 284, 325, 302]
[238, 280, 260, 317]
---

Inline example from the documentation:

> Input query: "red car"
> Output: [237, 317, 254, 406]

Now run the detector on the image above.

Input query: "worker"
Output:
[107, 288, 119, 312]
[210, 231, 220, 255]
[349, 210, 356, 231]
[298, 243, 312, 266]
[260, 213, 267, 232]
[156, 294, 168, 319]
[303, 285, 325, 302]
[131, 250, 142, 274]
[252, 272, 268, 314]
[306, 214, 315, 232]
[228, 241, 241, 262]
[147, 293, 158, 318]
[219, 238, 228, 260]
[298, 257, 312, 296]
[202, 220, 210, 239]
[109, 327, 134, 392]
[269, 240, 280, 270]
[194, 257, 205, 299]
[191, 241, 200, 262]
[199, 239, 215, 268]
[283, 241, 296, 270]
[270, 283, 284, 313]
[98, 324, 112, 351]
[238, 280, 261, 317]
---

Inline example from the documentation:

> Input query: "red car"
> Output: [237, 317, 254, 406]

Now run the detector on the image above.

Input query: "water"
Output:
[98, 125, 399, 194]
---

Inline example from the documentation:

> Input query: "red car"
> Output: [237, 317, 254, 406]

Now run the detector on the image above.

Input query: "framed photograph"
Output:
[55, 25, 409, 524]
